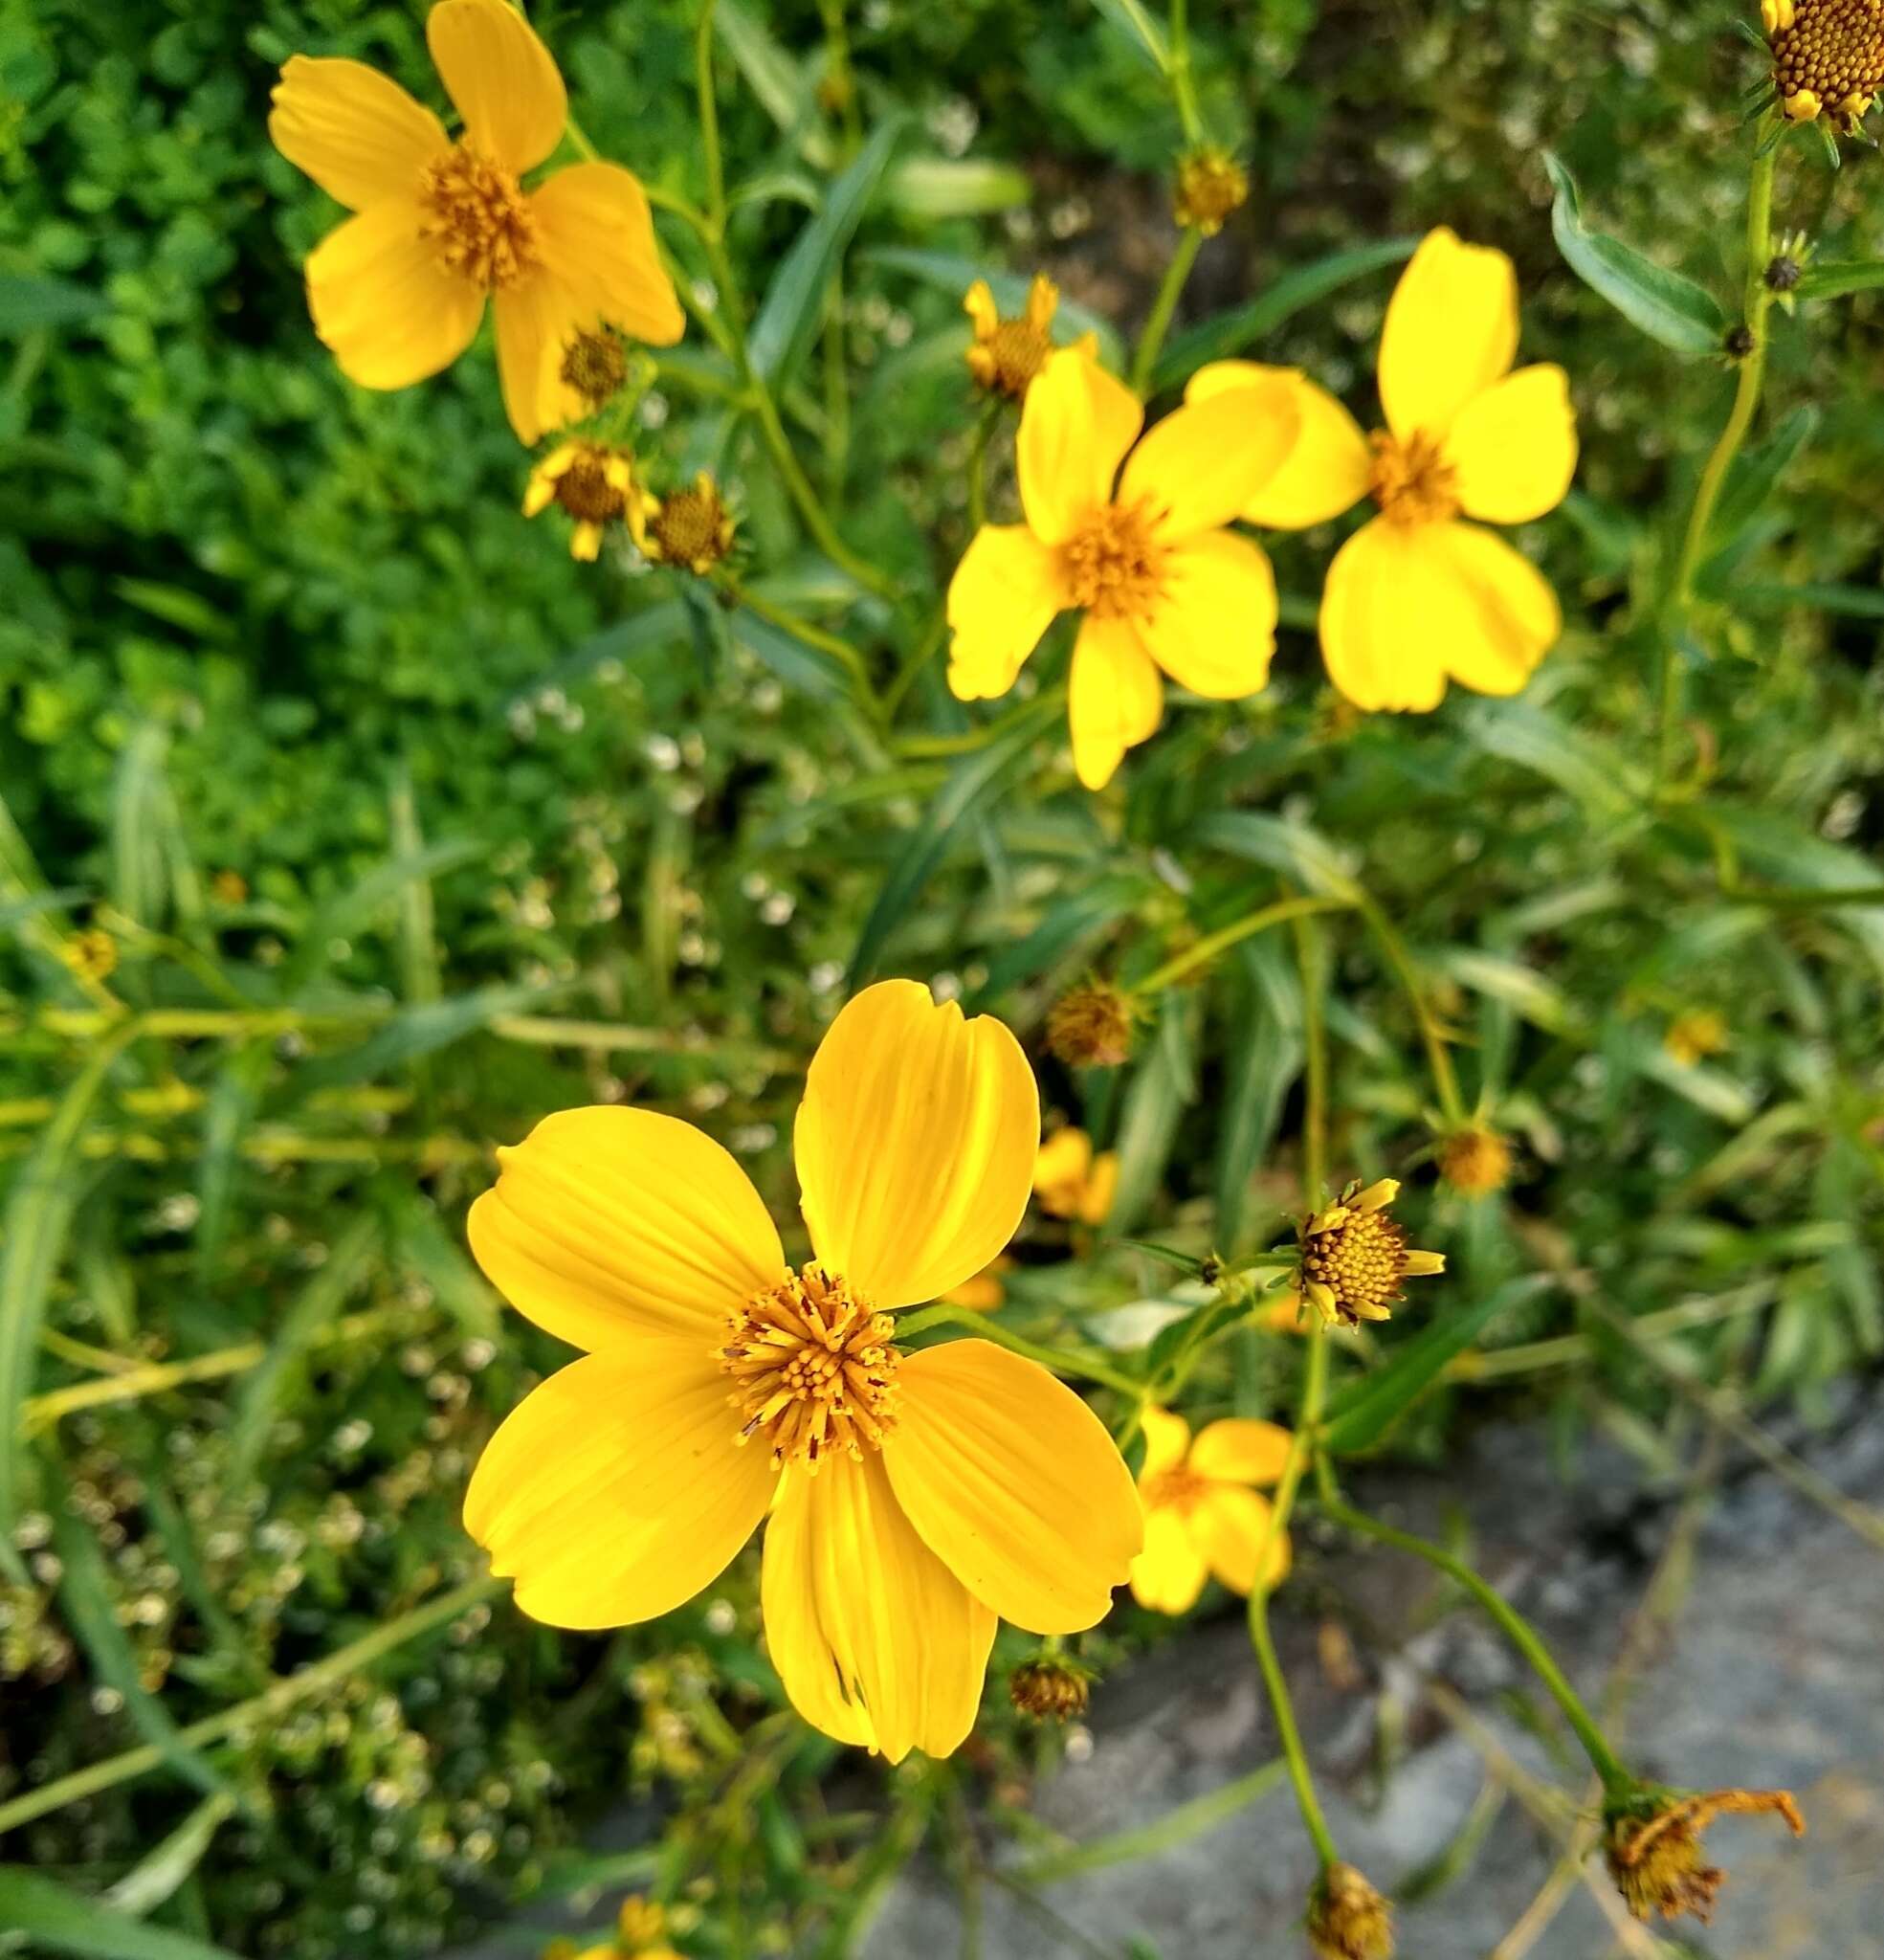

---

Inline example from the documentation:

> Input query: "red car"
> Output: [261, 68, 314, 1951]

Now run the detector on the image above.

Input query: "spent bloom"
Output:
[1765, 0, 1884, 131]
[1295, 1179, 1444, 1328]
[1438, 1123, 1513, 1196]
[1306, 1863, 1395, 1960]
[1129, 1406, 1293, 1614]
[1032, 1126, 1119, 1226]
[948, 346, 1304, 788]
[1008, 1655, 1093, 1721]
[964, 273, 1095, 400]
[464, 981, 1141, 1762]
[1605, 1785, 1805, 1924]
[523, 441, 635, 562]
[1173, 147, 1250, 235]
[269, 0, 682, 443]
[1187, 228, 1575, 712]
[632, 472, 738, 575]
[1045, 979, 1137, 1068]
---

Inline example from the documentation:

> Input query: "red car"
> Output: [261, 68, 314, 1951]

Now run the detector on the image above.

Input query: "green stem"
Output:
[1130, 228, 1203, 397]
[1165, 0, 1203, 144]
[726, 580, 879, 710]
[0, 1577, 503, 1837]
[965, 403, 998, 532]
[697, 0, 727, 236]
[1316, 1486, 1631, 1797]
[1135, 894, 1352, 997]
[1357, 896, 1465, 1126]
[895, 1303, 1141, 1396]
[1246, 1582, 1338, 1868]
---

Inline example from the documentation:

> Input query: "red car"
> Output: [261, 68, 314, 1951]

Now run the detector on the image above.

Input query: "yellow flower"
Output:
[941, 1255, 1013, 1311]
[1766, 0, 1884, 132]
[632, 472, 738, 574]
[1186, 227, 1576, 713]
[1664, 1008, 1728, 1067]
[615, 1897, 679, 1957]
[1031, 1126, 1119, 1226]
[964, 274, 1096, 400]
[523, 441, 635, 561]
[947, 346, 1303, 789]
[464, 981, 1141, 1764]
[1172, 147, 1250, 236]
[269, 0, 683, 443]
[1296, 1179, 1445, 1328]
[1128, 1405, 1292, 1614]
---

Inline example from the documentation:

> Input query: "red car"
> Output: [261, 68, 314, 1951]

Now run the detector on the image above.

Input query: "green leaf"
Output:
[104, 1794, 238, 1918]
[1458, 700, 1640, 819]
[714, 0, 835, 169]
[194, 1043, 271, 1279]
[886, 157, 1030, 218]
[1701, 403, 1818, 573]
[281, 839, 483, 996]
[1107, 1237, 1207, 1275]
[1792, 257, 1884, 300]
[1089, 0, 1170, 71]
[1153, 238, 1418, 387]
[748, 116, 907, 390]
[1322, 1277, 1550, 1456]
[391, 1196, 500, 1344]
[387, 770, 443, 1010]
[1543, 153, 1728, 357]
[1736, 579, 1884, 617]
[728, 610, 850, 702]
[863, 247, 1126, 370]
[0, 274, 106, 336]
[0, 1871, 243, 1959]
[511, 599, 690, 706]
[1189, 811, 1360, 899]
[108, 724, 172, 935]
[1212, 938, 1301, 1254]
[283, 984, 543, 1100]
[968, 871, 1150, 1007]
[1108, 996, 1197, 1234]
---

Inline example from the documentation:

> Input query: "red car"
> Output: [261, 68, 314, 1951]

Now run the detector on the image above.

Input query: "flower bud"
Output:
[1437, 1124, 1512, 1196]
[1008, 1656, 1092, 1721]
[1306, 1862, 1394, 1960]
[1045, 980, 1137, 1068]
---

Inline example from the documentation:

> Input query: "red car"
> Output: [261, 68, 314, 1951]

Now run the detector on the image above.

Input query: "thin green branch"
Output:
[1130, 228, 1203, 397]
[1135, 894, 1352, 997]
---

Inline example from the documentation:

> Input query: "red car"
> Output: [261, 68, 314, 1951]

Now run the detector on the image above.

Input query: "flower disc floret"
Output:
[1295, 1178, 1445, 1328]
[1368, 429, 1460, 525]
[1058, 501, 1167, 618]
[1766, 0, 1884, 128]
[418, 145, 539, 286]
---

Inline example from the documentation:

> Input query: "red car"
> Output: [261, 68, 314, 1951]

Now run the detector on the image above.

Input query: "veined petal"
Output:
[1318, 518, 1450, 714]
[426, 0, 566, 174]
[1188, 1418, 1293, 1486]
[1189, 1484, 1291, 1595]
[1068, 612, 1161, 791]
[1446, 364, 1577, 524]
[1128, 1503, 1208, 1615]
[1186, 362, 1372, 530]
[762, 1450, 995, 1762]
[530, 163, 685, 347]
[1378, 228, 1518, 443]
[946, 524, 1063, 702]
[269, 56, 449, 212]
[1119, 374, 1299, 541]
[885, 1339, 1141, 1634]
[795, 981, 1038, 1309]
[492, 274, 587, 446]
[1135, 529, 1277, 700]
[1016, 346, 1142, 546]
[1138, 1404, 1191, 1479]
[304, 200, 484, 390]
[464, 1345, 773, 1629]
[468, 1105, 786, 1352]
[1425, 522, 1562, 696]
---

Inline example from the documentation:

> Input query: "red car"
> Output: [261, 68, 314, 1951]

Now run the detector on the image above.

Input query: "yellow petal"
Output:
[1187, 362, 1373, 530]
[1317, 517, 1450, 714]
[492, 275, 587, 446]
[946, 524, 1063, 702]
[1138, 1404, 1191, 1478]
[1188, 1417, 1293, 1486]
[468, 1105, 786, 1351]
[1189, 1484, 1291, 1595]
[268, 56, 449, 212]
[1080, 1149, 1120, 1227]
[1016, 346, 1142, 546]
[1068, 612, 1161, 791]
[884, 1339, 1142, 1634]
[1134, 530, 1276, 700]
[1031, 1126, 1094, 1218]
[1128, 1503, 1208, 1615]
[426, 0, 566, 173]
[794, 981, 1039, 1309]
[531, 163, 686, 347]
[1446, 364, 1578, 524]
[463, 1344, 774, 1629]
[964, 278, 998, 338]
[762, 1450, 995, 1762]
[1425, 522, 1562, 696]
[1378, 227, 1518, 443]
[304, 200, 485, 390]
[1118, 374, 1299, 542]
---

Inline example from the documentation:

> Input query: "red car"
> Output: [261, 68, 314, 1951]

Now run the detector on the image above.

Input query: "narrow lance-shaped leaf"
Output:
[0, 1868, 245, 1960]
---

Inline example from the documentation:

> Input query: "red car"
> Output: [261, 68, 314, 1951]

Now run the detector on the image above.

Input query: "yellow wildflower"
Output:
[947, 345, 1303, 789]
[1664, 1008, 1728, 1066]
[1173, 147, 1249, 236]
[1031, 1126, 1119, 1226]
[615, 1896, 680, 1958]
[1296, 1179, 1444, 1328]
[1437, 1123, 1512, 1195]
[632, 472, 737, 575]
[269, 0, 682, 443]
[964, 274, 1096, 400]
[523, 441, 635, 561]
[61, 927, 118, 985]
[1128, 1405, 1292, 1613]
[1765, 0, 1884, 131]
[464, 981, 1141, 1764]
[1186, 227, 1575, 712]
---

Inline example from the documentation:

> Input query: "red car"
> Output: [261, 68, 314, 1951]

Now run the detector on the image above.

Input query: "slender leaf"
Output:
[1189, 811, 1360, 899]
[108, 725, 172, 934]
[281, 839, 483, 996]
[0, 1871, 243, 1959]
[387, 770, 443, 1010]
[886, 157, 1030, 217]
[1212, 937, 1302, 1254]
[728, 610, 850, 702]
[1793, 257, 1884, 301]
[104, 1794, 237, 1918]
[511, 599, 690, 706]
[714, 0, 835, 169]
[1737, 579, 1884, 618]
[392, 1196, 500, 1343]
[283, 984, 543, 1101]
[194, 1043, 271, 1278]
[1702, 403, 1819, 570]
[1088, 0, 1169, 71]
[1543, 153, 1728, 357]
[968, 871, 1150, 1007]
[1458, 700, 1639, 819]
[1108, 996, 1197, 1235]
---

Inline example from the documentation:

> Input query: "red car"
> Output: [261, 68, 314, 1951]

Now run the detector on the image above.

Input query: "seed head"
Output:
[634, 472, 737, 575]
[1008, 1657, 1092, 1721]
[1046, 981, 1138, 1068]
[1296, 1180, 1445, 1328]
[559, 328, 629, 409]
[1723, 323, 1757, 361]
[1306, 1863, 1394, 1960]
[1438, 1124, 1512, 1196]
[1173, 147, 1249, 236]
[1605, 1786, 1805, 1925]
[964, 273, 1097, 399]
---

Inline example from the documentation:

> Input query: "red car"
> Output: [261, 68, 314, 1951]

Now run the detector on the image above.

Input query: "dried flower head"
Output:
[1008, 1655, 1092, 1721]
[1045, 980, 1137, 1068]
[1765, 0, 1884, 132]
[1605, 1786, 1805, 1924]
[633, 471, 737, 574]
[964, 273, 1096, 399]
[1438, 1124, 1512, 1196]
[1295, 1179, 1444, 1328]
[1306, 1862, 1395, 1960]
[1173, 146, 1250, 235]
[523, 441, 635, 561]
[560, 327, 629, 409]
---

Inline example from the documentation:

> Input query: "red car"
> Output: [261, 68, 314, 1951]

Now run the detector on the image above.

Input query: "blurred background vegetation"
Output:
[2, 0, 1881, 1953]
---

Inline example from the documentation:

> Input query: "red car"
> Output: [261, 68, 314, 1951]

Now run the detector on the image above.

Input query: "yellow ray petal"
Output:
[269, 56, 449, 212]
[762, 1450, 996, 1762]
[946, 523, 1064, 702]
[463, 1344, 774, 1629]
[1188, 1417, 1293, 1486]
[1068, 612, 1162, 791]
[425, 0, 566, 174]
[1134, 529, 1277, 700]
[1445, 364, 1578, 524]
[492, 274, 588, 446]
[1128, 1503, 1209, 1615]
[1080, 1149, 1119, 1227]
[1188, 1484, 1291, 1595]
[304, 200, 485, 390]
[1016, 346, 1142, 545]
[1118, 372, 1299, 542]
[1187, 362, 1373, 530]
[468, 1105, 786, 1351]
[884, 1339, 1141, 1634]
[530, 162, 686, 347]
[1378, 227, 1518, 444]
[1317, 517, 1451, 714]
[1138, 1403, 1191, 1478]
[794, 981, 1038, 1308]
[1425, 522, 1562, 696]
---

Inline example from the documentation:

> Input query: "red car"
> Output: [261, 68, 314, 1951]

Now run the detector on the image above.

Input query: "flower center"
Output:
[1299, 1208, 1410, 1326]
[1767, 0, 1884, 125]
[1058, 500, 1166, 620]
[560, 328, 628, 408]
[418, 145, 540, 289]
[1368, 430, 1459, 525]
[984, 319, 1052, 396]
[552, 450, 631, 523]
[1140, 1465, 1209, 1513]
[648, 481, 734, 571]
[720, 1266, 900, 1469]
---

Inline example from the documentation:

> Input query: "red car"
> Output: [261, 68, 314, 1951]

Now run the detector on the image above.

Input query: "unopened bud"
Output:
[1306, 1862, 1393, 1960]
[1046, 981, 1137, 1068]
[1008, 1657, 1092, 1722]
